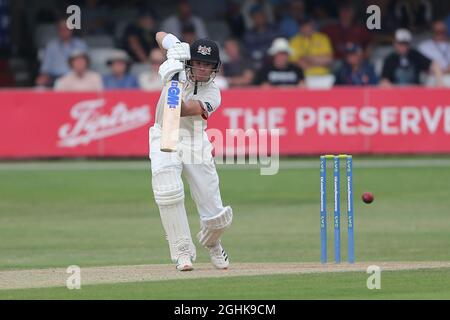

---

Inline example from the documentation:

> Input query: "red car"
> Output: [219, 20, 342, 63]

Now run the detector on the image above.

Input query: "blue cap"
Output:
[344, 42, 362, 54]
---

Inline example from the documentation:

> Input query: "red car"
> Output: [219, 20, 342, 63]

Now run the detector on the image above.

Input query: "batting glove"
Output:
[167, 42, 191, 61]
[158, 59, 184, 83]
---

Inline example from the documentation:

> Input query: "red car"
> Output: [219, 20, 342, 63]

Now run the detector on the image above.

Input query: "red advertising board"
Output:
[0, 87, 449, 158]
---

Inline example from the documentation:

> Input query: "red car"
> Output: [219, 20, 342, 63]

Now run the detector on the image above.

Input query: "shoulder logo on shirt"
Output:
[204, 102, 213, 112]
[197, 45, 212, 55]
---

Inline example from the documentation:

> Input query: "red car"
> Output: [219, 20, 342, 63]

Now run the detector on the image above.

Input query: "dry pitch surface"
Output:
[1, 261, 449, 290]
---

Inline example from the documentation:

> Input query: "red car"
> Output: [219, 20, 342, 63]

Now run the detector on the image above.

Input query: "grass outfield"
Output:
[0, 158, 449, 299]
[1, 269, 450, 299]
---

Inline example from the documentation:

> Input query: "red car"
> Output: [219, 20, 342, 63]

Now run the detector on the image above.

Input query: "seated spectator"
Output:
[161, 0, 208, 39]
[289, 17, 334, 76]
[254, 38, 304, 87]
[36, 19, 88, 87]
[334, 43, 378, 86]
[222, 38, 254, 87]
[418, 20, 450, 74]
[278, 0, 307, 39]
[380, 29, 443, 86]
[103, 50, 139, 89]
[139, 48, 164, 91]
[122, 10, 158, 63]
[321, 1, 372, 61]
[54, 50, 103, 91]
[243, 4, 279, 71]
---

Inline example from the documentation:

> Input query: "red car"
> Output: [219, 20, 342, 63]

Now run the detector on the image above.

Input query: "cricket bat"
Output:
[160, 72, 183, 152]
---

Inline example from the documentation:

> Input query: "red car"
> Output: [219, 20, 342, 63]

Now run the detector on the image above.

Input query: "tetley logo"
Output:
[58, 99, 150, 147]
[167, 81, 181, 108]
[197, 45, 211, 56]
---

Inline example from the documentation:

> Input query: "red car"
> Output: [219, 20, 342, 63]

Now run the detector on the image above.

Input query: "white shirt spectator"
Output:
[418, 39, 450, 71]
[54, 71, 103, 91]
[139, 73, 163, 91]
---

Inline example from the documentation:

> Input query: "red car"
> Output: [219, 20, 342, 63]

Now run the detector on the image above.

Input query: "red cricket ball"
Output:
[362, 192, 374, 204]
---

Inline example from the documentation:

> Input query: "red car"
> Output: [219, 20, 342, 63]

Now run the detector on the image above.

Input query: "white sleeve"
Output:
[197, 87, 221, 120]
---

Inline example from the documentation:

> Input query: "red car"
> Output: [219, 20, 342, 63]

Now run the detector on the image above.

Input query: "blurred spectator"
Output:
[278, 0, 306, 39]
[394, 0, 433, 32]
[54, 50, 103, 91]
[225, 0, 246, 38]
[242, 0, 275, 30]
[139, 48, 164, 91]
[161, 0, 208, 39]
[380, 29, 443, 86]
[36, 19, 88, 87]
[418, 20, 450, 74]
[322, 2, 372, 60]
[80, 0, 110, 35]
[243, 4, 279, 70]
[334, 43, 378, 86]
[254, 38, 304, 87]
[181, 23, 197, 45]
[122, 9, 158, 63]
[103, 50, 139, 89]
[289, 17, 333, 76]
[222, 38, 254, 87]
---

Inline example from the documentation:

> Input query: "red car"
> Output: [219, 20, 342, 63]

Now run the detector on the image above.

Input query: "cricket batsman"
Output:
[149, 31, 232, 271]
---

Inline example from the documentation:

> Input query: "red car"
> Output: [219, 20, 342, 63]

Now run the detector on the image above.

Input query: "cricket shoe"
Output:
[176, 253, 194, 271]
[208, 241, 229, 269]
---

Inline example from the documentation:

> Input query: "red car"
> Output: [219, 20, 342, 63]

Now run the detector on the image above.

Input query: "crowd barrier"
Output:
[1, 87, 449, 158]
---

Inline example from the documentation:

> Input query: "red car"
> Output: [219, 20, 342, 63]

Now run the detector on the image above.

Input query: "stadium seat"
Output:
[83, 35, 115, 48]
[88, 48, 117, 75]
[424, 74, 450, 87]
[130, 63, 151, 77]
[305, 75, 335, 89]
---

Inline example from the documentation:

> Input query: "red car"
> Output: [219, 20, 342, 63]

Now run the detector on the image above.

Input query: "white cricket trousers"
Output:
[149, 124, 225, 220]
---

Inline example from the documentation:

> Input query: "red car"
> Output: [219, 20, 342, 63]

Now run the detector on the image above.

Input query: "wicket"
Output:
[320, 154, 354, 264]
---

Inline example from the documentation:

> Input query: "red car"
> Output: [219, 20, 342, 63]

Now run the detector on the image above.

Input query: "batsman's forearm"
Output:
[156, 32, 168, 54]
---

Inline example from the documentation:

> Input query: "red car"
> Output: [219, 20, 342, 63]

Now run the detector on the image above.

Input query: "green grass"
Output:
[1, 269, 449, 299]
[0, 158, 450, 299]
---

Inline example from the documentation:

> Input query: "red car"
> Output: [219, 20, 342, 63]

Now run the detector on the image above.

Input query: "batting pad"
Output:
[152, 168, 196, 262]
[197, 206, 233, 247]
